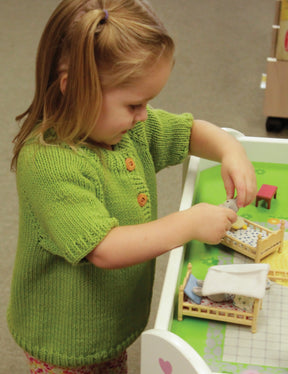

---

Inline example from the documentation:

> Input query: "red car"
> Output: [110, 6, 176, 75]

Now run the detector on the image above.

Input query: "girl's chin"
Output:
[98, 132, 128, 148]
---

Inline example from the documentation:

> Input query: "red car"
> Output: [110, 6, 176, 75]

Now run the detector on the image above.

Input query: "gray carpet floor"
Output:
[1, 1, 287, 373]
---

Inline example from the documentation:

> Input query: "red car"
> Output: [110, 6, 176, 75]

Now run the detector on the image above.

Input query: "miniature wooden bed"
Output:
[221, 219, 285, 263]
[178, 263, 263, 333]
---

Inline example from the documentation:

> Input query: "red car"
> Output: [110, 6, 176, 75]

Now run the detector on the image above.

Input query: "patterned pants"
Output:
[25, 351, 128, 374]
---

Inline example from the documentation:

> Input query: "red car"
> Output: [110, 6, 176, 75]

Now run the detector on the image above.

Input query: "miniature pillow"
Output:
[233, 295, 254, 312]
[184, 274, 202, 304]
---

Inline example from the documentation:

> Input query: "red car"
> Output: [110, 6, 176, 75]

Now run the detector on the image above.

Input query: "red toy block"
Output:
[255, 184, 278, 209]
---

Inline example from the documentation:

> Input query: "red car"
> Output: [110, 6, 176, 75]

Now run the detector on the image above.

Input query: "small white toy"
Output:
[220, 198, 239, 213]
[220, 198, 247, 230]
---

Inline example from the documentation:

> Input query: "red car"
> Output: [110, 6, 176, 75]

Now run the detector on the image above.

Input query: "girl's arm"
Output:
[189, 120, 257, 208]
[87, 120, 255, 269]
[86, 203, 237, 269]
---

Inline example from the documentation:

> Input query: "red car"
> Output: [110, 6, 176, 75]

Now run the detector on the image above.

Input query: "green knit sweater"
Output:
[7, 107, 193, 367]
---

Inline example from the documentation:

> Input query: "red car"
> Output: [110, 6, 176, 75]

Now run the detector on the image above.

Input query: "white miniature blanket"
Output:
[201, 263, 270, 299]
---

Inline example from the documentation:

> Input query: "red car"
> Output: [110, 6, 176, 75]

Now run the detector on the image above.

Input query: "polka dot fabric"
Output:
[226, 227, 268, 248]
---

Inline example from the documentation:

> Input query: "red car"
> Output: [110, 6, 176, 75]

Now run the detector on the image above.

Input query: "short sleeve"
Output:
[17, 143, 118, 264]
[137, 107, 193, 172]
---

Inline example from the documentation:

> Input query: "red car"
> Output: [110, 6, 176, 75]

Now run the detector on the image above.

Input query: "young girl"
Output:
[7, 0, 257, 373]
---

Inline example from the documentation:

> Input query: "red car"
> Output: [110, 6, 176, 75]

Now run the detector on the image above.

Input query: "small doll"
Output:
[220, 198, 247, 230]
[192, 280, 232, 303]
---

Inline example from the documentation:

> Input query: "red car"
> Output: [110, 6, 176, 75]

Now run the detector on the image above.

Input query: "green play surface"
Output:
[170, 162, 288, 373]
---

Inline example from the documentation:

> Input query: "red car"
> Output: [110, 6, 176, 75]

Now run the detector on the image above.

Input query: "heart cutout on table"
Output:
[158, 358, 173, 374]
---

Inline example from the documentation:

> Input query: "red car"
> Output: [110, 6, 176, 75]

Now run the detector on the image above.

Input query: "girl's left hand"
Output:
[221, 152, 257, 208]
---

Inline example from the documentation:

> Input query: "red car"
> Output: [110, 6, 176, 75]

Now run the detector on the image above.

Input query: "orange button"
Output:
[125, 158, 136, 171]
[137, 193, 148, 207]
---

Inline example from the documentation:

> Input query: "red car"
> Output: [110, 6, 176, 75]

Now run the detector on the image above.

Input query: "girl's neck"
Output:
[87, 138, 114, 151]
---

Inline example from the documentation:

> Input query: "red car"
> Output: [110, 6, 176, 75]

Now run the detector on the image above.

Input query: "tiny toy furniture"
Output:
[255, 184, 278, 209]
[177, 263, 269, 333]
[221, 218, 285, 262]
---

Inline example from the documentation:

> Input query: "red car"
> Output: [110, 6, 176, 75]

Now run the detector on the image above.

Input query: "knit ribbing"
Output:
[7, 107, 193, 367]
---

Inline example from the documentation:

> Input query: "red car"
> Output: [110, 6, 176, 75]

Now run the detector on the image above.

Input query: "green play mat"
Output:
[170, 161, 288, 374]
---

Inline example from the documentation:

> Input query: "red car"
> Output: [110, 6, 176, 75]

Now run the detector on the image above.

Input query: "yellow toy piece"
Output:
[231, 216, 247, 230]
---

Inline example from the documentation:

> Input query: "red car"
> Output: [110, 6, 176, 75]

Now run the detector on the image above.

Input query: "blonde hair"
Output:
[11, 0, 174, 170]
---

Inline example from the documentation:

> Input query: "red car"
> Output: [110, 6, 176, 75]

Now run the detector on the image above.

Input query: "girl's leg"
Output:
[24, 351, 127, 374]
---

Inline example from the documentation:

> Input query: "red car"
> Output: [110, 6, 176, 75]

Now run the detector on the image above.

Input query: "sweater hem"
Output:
[7, 320, 145, 368]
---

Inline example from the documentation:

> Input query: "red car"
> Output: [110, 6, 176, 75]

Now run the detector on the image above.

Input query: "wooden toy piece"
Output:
[178, 263, 266, 333]
[255, 184, 278, 209]
[221, 219, 285, 263]
[268, 269, 288, 282]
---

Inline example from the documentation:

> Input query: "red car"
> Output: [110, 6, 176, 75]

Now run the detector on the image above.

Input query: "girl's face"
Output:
[89, 57, 173, 149]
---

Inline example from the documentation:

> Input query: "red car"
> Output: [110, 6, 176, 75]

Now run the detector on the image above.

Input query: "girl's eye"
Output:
[129, 104, 142, 110]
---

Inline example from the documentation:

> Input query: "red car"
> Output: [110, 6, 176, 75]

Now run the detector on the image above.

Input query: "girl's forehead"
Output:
[105, 57, 173, 103]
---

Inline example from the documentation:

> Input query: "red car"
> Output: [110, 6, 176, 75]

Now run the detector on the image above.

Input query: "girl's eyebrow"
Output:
[129, 96, 154, 105]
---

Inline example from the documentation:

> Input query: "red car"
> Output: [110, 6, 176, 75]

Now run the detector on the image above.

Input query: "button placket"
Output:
[124, 155, 149, 210]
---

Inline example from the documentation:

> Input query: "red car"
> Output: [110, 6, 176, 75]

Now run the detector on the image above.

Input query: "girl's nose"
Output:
[134, 106, 148, 123]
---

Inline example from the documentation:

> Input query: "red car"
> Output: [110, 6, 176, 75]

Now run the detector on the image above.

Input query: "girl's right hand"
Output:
[187, 203, 237, 244]
[87, 202, 237, 269]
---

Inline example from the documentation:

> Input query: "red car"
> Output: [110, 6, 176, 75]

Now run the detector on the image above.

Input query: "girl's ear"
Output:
[59, 73, 68, 94]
